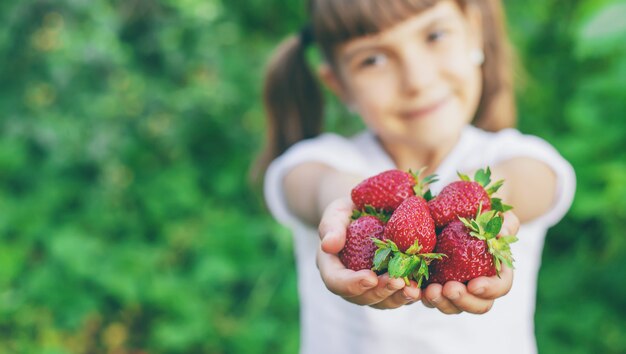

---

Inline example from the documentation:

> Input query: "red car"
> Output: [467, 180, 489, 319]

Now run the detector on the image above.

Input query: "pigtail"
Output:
[250, 34, 324, 185]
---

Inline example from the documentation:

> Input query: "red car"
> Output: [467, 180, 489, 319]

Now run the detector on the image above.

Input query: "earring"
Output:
[469, 49, 485, 66]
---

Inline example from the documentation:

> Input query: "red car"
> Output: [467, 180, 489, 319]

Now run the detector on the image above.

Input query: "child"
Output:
[258, 1, 575, 353]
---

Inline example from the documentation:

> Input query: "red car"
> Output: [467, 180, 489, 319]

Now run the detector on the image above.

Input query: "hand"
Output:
[316, 198, 421, 309]
[421, 210, 520, 314]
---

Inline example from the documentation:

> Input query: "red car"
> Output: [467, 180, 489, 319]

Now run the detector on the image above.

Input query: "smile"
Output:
[400, 96, 451, 120]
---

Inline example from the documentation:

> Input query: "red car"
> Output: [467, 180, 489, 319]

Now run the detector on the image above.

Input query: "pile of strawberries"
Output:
[339, 167, 517, 287]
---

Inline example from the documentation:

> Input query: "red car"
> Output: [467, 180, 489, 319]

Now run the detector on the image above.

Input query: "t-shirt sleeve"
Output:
[263, 134, 366, 228]
[488, 129, 576, 227]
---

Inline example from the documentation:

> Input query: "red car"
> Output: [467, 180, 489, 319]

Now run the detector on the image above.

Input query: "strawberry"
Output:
[384, 196, 437, 253]
[428, 167, 511, 228]
[372, 196, 443, 286]
[339, 214, 386, 271]
[428, 209, 518, 284]
[351, 169, 437, 212]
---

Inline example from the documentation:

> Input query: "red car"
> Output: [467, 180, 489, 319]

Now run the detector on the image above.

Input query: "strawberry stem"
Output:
[410, 167, 438, 198]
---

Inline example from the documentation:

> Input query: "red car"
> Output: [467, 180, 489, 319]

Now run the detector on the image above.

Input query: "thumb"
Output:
[319, 197, 353, 254]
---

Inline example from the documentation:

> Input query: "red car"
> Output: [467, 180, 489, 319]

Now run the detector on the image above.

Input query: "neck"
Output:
[377, 132, 462, 176]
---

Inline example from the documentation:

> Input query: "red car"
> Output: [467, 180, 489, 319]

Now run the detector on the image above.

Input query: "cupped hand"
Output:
[317, 198, 421, 309]
[421, 210, 520, 314]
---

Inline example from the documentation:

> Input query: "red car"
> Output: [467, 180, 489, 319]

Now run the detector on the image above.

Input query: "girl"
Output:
[258, 1, 575, 353]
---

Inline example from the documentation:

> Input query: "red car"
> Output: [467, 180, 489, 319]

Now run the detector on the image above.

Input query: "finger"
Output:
[501, 210, 520, 236]
[423, 283, 461, 314]
[421, 283, 441, 309]
[316, 247, 378, 297]
[402, 280, 422, 303]
[467, 265, 514, 299]
[370, 280, 422, 309]
[442, 282, 495, 314]
[318, 197, 354, 254]
[422, 297, 436, 309]
[348, 274, 406, 306]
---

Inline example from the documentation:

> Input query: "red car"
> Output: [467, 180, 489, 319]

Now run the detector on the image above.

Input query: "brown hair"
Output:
[252, 0, 516, 182]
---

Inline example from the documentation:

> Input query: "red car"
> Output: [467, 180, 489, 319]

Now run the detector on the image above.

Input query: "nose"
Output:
[399, 47, 437, 95]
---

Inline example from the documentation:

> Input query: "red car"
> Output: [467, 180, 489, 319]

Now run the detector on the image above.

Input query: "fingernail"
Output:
[360, 280, 376, 289]
[473, 287, 485, 295]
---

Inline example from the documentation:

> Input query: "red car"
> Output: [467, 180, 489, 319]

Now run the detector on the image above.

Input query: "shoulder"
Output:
[266, 131, 375, 177]
[463, 126, 563, 161]
[463, 126, 576, 227]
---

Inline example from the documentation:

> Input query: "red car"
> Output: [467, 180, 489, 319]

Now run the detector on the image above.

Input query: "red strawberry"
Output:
[351, 169, 436, 212]
[428, 167, 511, 228]
[339, 215, 385, 271]
[384, 196, 436, 253]
[429, 210, 517, 284]
[372, 196, 443, 286]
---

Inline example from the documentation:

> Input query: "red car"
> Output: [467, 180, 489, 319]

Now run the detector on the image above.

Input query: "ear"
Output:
[318, 63, 350, 103]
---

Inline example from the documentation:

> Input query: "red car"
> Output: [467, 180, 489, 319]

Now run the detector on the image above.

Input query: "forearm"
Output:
[284, 162, 363, 226]
[489, 158, 557, 223]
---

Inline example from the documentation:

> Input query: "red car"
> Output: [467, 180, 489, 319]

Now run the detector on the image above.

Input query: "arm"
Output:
[490, 157, 558, 223]
[283, 162, 360, 227]
[283, 163, 421, 309]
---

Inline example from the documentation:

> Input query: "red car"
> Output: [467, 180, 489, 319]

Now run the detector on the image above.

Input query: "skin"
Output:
[283, 1, 556, 313]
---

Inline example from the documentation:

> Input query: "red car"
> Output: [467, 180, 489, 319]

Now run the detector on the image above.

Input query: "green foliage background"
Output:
[0, 0, 624, 353]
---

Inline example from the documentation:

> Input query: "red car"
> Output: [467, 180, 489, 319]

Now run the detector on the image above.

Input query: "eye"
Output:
[360, 53, 387, 68]
[427, 29, 447, 43]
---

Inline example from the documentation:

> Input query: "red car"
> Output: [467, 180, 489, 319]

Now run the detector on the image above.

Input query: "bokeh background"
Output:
[1, 0, 625, 353]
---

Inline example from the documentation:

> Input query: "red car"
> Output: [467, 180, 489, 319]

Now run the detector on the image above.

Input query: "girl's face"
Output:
[332, 1, 483, 150]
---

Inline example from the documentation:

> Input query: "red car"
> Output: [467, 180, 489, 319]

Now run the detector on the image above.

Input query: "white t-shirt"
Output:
[264, 125, 576, 354]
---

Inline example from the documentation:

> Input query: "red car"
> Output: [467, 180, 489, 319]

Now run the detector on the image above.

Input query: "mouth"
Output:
[400, 96, 450, 120]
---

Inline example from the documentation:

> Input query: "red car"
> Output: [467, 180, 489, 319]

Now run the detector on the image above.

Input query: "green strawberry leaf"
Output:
[405, 239, 422, 255]
[364, 205, 377, 215]
[362, 205, 392, 223]
[476, 209, 496, 226]
[411, 259, 430, 288]
[422, 173, 439, 185]
[458, 217, 476, 232]
[491, 198, 513, 213]
[372, 247, 392, 271]
[412, 168, 439, 197]
[485, 215, 503, 238]
[457, 171, 471, 181]
[423, 189, 434, 201]
[372, 238, 388, 248]
[494, 256, 502, 275]
[388, 240, 400, 253]
[485, 179, 504, 195]
[499, 235, 519, 244]
[388, 253, 407, 278]
[420, 252, 447, 260]
[499, 254, 515, 270]
[474, 167, 492, 187]
[388, 253, 421, 279]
